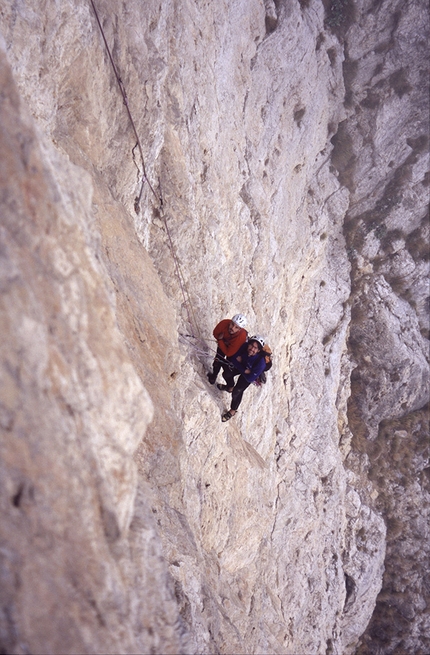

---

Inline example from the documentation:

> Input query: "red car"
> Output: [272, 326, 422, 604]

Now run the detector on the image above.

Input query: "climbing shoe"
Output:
[207, 372, 217, 385]
[217, 384, 232, 392]
[222, 410, 235, 422]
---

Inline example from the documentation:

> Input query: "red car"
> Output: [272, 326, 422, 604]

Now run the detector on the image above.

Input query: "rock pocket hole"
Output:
[344, 573, 357, 612]
[12, 484, 24, 507]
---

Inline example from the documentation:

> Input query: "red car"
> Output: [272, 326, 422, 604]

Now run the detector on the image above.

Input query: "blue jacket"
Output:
[230, 342, 267, 383]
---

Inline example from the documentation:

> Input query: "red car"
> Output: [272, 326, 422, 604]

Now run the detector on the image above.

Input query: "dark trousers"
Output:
[222, 368, 251, 411]
[212, 346, 229, 376]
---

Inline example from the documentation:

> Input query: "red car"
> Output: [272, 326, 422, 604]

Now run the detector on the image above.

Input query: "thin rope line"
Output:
[89, 0, 202, 343]
[163, 210, 200, 337]
[158, 185, 202, 342]
[89, 0, 157, 205]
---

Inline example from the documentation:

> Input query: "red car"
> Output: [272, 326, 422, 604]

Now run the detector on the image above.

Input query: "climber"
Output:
[206, 314, 248, 385]
[218, 336, 267, 422]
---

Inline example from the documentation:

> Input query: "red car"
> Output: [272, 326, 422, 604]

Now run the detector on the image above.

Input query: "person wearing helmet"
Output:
[218, 336, 266, 422]
[207, 314, 248, 385]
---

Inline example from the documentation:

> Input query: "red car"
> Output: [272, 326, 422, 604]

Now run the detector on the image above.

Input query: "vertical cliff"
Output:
[0, 1, 428, 654]
[330, 1, 430, 652]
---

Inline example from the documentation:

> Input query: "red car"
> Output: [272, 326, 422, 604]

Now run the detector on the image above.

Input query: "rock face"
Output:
[0, 1, 428, 654]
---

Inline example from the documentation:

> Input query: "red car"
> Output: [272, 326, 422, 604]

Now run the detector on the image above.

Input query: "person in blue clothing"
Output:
[218, 335, 266, 422]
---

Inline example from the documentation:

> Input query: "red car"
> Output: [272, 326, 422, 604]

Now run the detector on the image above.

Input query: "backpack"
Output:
[262, 344, 272, 371]
[255, 344, 272, 385]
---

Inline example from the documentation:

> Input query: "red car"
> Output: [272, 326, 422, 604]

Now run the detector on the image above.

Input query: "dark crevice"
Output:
[12, 484, 24, 508]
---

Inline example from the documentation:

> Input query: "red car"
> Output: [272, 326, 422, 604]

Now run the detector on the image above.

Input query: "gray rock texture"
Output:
[0, 0, 428, 654]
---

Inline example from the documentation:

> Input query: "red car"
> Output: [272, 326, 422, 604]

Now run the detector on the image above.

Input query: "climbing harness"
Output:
[89, 0, 202, 343]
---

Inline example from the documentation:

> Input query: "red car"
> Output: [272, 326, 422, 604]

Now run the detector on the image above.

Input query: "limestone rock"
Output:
[0, 0, 428, 654]
[0, 44, 180, 655]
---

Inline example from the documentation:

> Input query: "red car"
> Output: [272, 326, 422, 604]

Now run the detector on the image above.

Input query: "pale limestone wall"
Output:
[0, 45, 180, 655]
[331, 1, 430, 653]
[0, 1, 428, 654]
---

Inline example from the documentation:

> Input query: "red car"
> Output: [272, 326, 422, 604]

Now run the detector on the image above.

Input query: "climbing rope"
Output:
[89, 0, 202, 343]
[179, 333, 236, 370]
[88, 0, 155, 207]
